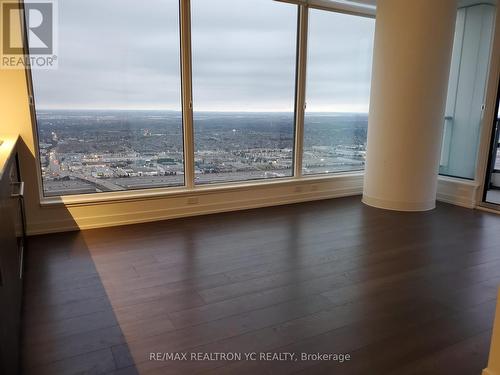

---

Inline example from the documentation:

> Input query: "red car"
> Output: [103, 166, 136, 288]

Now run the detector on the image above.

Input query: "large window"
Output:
[29, 0, 377, 197]
[31, 0, 183, 196]
[303, 10, 375, 175]
[191, 0, 297, 184]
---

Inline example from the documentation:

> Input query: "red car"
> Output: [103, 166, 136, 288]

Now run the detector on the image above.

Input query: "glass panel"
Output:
[485, 94, 500, 206]
[31, 0, 183, 197]
[191, 0, 297, 185]
[303, 9, 375, 175]
[495, 105, 500, 172]
[439, 4, 496, 179]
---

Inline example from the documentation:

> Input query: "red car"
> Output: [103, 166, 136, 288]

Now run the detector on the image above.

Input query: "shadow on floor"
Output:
[22, 230, 138, 375]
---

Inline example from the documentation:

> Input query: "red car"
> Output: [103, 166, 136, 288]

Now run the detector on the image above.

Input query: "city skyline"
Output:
[36, 109, 368, 196]
[35, 107, 370, 113]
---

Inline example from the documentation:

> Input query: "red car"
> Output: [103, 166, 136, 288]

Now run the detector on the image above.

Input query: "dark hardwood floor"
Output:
[21, 196, 500, 375]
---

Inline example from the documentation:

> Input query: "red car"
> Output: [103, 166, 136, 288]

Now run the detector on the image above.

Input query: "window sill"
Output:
[40, 171, 365, 208]
[29, 172, 485, 235]
[40, 172, 479, 208]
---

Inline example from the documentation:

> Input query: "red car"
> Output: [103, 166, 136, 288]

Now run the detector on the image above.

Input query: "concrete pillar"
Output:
[362, 0, 458, 211]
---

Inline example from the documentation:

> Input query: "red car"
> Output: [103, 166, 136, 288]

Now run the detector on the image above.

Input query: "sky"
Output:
[32, 0, 375, 112]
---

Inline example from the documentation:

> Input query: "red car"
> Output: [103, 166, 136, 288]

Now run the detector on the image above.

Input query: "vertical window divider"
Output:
[294, 4, 308, 179]
[180, 0, 195, 189]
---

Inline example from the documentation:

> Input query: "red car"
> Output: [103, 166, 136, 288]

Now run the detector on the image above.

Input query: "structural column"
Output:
[363, 0, 458, 211]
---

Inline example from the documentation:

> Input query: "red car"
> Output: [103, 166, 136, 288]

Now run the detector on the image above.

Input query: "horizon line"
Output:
[36, 108, 369, 114]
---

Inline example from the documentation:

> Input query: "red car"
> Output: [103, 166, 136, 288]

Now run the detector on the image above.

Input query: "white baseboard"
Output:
[26, 173, 486, 235]
[362, 195, 436, 211]
[436, 176, 480, 209]
[27, 174, 364, 235]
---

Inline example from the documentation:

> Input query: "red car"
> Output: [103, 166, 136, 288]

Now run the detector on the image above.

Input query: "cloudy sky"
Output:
[32, 0, 375, 112]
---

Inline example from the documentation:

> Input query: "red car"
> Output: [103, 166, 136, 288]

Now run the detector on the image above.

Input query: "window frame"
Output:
[22, 0, 375, 205]
[190, 0, 300, 185]
[300, 6, 375, 176]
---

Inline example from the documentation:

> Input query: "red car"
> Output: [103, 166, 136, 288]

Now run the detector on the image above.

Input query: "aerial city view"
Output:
[30, 0, 374, 197]
[36, 110, 368, 196]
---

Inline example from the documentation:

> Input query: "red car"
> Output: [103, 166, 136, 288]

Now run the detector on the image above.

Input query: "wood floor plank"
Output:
[143, 290, 452, 374]
[22, 348, 116, 375]
[385, 330, 492, 375]
[291, 300, 497, 375]
[21, 197, 500, 375]
[23, 325, 126, 369]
